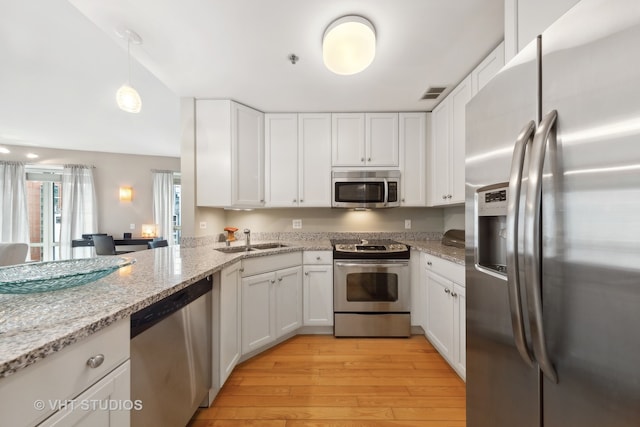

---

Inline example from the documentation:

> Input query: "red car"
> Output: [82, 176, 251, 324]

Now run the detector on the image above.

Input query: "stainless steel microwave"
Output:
[332, 170, 401, 208]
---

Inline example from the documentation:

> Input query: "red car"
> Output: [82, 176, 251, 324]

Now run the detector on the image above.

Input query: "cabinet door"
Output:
[332, 113, 365, 166]
[265, 113, 298, 207]
[220, 263, 241, 386]
[453, 283, 466, 380]
[275, 266, 303, 337]
[38, 361, 130, 427]
[430, 100, 450, 205]
[303, 264, 334, 326]
[448, 76, 472, 204]
[365, 113, 399, 166]
[471, 41, 505, 96]
[425, 270, 454, 361]
[400, 113, 427, 206]
[232, 102, 264, 206]
[299, 114, 332, 207]
[242, 272, 275, 354]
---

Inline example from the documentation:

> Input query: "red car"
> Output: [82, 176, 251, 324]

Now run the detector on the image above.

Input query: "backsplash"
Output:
[180, 231, 443, 248]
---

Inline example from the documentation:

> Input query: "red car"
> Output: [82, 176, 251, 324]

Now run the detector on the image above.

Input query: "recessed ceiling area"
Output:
[1, 0, 504, 157]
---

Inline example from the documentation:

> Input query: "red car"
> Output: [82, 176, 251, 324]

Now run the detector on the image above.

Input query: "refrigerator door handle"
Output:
[506, 120, 536, 367]
[524, 109, 559, 383]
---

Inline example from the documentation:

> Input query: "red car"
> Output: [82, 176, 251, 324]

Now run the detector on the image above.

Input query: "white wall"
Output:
[2, 144, 179, 238]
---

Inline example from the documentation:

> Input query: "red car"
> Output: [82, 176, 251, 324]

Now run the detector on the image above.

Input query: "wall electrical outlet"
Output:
[292, 219, 302, 229]
[129, 224, 135, 230]
[200, 221, 207, 229]
[405, 219, 412, 229]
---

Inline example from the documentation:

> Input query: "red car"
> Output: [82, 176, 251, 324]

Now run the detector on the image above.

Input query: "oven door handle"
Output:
[334, 262, 409, 268]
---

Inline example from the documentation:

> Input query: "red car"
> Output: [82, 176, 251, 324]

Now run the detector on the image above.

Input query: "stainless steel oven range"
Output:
[332, 240, 411, 337]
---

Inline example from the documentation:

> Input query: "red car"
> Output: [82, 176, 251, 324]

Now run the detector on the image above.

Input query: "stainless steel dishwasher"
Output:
[130, 276, 212, 427]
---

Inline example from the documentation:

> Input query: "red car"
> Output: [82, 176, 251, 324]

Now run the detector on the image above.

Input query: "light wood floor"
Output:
[189, 334, 466, 427]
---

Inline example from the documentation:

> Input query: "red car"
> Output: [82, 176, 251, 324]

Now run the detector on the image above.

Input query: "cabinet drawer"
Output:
[241, 252, 302, 277]
[422, 253, 465, 285]
[0, 319, 129, 427]
[303, 251, 332, 265]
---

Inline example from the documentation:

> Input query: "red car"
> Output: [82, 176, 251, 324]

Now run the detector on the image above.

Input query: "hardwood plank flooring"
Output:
[189, 335, 466, 427]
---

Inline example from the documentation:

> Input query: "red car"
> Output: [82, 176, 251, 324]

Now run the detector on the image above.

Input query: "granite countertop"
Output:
[0, 237, 460, 378]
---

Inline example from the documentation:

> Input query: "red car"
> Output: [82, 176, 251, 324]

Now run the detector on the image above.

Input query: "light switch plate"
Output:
[405, 219, 412, 229]
[292, 219, 302, 229]
[130, 223, 135, 230]
[200, 221, 207, 229]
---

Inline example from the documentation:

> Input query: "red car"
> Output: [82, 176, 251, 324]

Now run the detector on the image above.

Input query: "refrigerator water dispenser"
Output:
[476, 183, 508, 275]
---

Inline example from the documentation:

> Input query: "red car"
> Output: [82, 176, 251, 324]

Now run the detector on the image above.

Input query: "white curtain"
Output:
[0, 161, 30, 244]
[60, 164, 98, 259]
[152, 170, 175, 245]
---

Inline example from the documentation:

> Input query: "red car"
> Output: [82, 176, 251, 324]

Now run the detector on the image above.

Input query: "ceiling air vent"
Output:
[421, 86, 447, 100]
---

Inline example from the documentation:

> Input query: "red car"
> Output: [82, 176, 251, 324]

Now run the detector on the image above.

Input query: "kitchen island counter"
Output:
[0, 237, 457, 378]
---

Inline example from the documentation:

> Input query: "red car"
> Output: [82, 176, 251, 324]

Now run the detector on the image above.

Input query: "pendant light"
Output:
[323, 15, 376, 75]
[115, 28, 142, 113]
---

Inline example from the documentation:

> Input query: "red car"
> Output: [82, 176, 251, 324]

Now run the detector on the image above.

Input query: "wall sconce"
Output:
[322, 15, 376, 75]
[119, 186, 133, 202]
[141, 224, 158, 238]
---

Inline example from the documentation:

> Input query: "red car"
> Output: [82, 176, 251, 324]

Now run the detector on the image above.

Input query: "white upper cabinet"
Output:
[265, 113, 332, 207]
[298, 114, 332, 206]
[365, 113, 399, 166]
[471, 42, 505, 96]
[332, 113, 399, 167]
[399, 112, 428, 206]
[265, 113, 298, 207]
[429, 76, 471, 206]
[196, 100, 264, 208]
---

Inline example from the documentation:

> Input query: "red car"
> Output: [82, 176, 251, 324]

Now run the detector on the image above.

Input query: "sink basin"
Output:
[252, 243, 288, 250]
[215, 242, 288, 253]
[215, 246, 259, 253]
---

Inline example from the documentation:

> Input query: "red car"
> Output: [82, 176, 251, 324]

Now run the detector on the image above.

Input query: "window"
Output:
[26, 167, 63, 262]
[173, 173, 181, 244]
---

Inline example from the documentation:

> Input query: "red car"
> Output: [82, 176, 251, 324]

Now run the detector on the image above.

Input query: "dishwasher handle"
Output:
[131, 275, 212, 339]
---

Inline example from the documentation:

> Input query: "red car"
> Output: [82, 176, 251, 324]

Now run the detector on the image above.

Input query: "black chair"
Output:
[93, 235, 131, 255]
[147, 239, 168, 249]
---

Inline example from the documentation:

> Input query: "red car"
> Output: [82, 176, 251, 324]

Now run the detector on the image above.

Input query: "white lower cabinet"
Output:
[302, 251, 333, 326]
[0, 320, 130, 427]
[219, 262, 242, 386]
[38, 361, 130, 427]
[241, 253, 303, 355]
[422, 253, 466, 380]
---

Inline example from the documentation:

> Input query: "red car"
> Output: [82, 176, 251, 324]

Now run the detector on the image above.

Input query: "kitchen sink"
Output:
[214, 243, 288, 253]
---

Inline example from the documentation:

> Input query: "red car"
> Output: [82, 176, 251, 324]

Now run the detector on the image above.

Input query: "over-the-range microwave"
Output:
[331, 170, 401, 208]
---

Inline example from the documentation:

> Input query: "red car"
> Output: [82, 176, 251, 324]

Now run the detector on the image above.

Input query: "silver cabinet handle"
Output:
[444, 288, 450, 294]
[442, 195, 447, 200]
[361, 157, 365, 162]
[293, 199, 297, 203]
[270, 279, 275, 284]
[367, 157, 371, 162]
[304, 271, 309, 276]
[383, 178, 389, 207]
[427, 261, 432, 266]
[300, 199, 304, 203]
[278, 277, 283, 282]
[524, 109, 559, 384]
[451, 292, 458, 298]
[506, 120, 536, 368]
[239, 268, 244, 272]
[86, 354, 105, 369]
[316, 256, 321, 260]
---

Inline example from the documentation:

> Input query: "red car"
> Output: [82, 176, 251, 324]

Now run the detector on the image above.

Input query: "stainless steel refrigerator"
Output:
[465, 0, 640, 426]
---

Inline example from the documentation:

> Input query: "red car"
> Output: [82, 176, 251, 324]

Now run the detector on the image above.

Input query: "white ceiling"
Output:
[1, 0, 504, 158]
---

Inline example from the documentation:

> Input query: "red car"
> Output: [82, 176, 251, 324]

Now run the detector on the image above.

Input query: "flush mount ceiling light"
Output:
[115, 27, 143, 113]
[322, 15, 376, 75]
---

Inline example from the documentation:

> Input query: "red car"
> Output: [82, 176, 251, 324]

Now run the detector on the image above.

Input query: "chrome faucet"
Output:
[244, 228, 251, 250]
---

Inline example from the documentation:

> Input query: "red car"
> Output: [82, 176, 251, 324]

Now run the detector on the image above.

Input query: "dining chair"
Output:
[147, 239, 168, 249]
[0, 243, 29, 266]
[93, 235, 131, 255]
